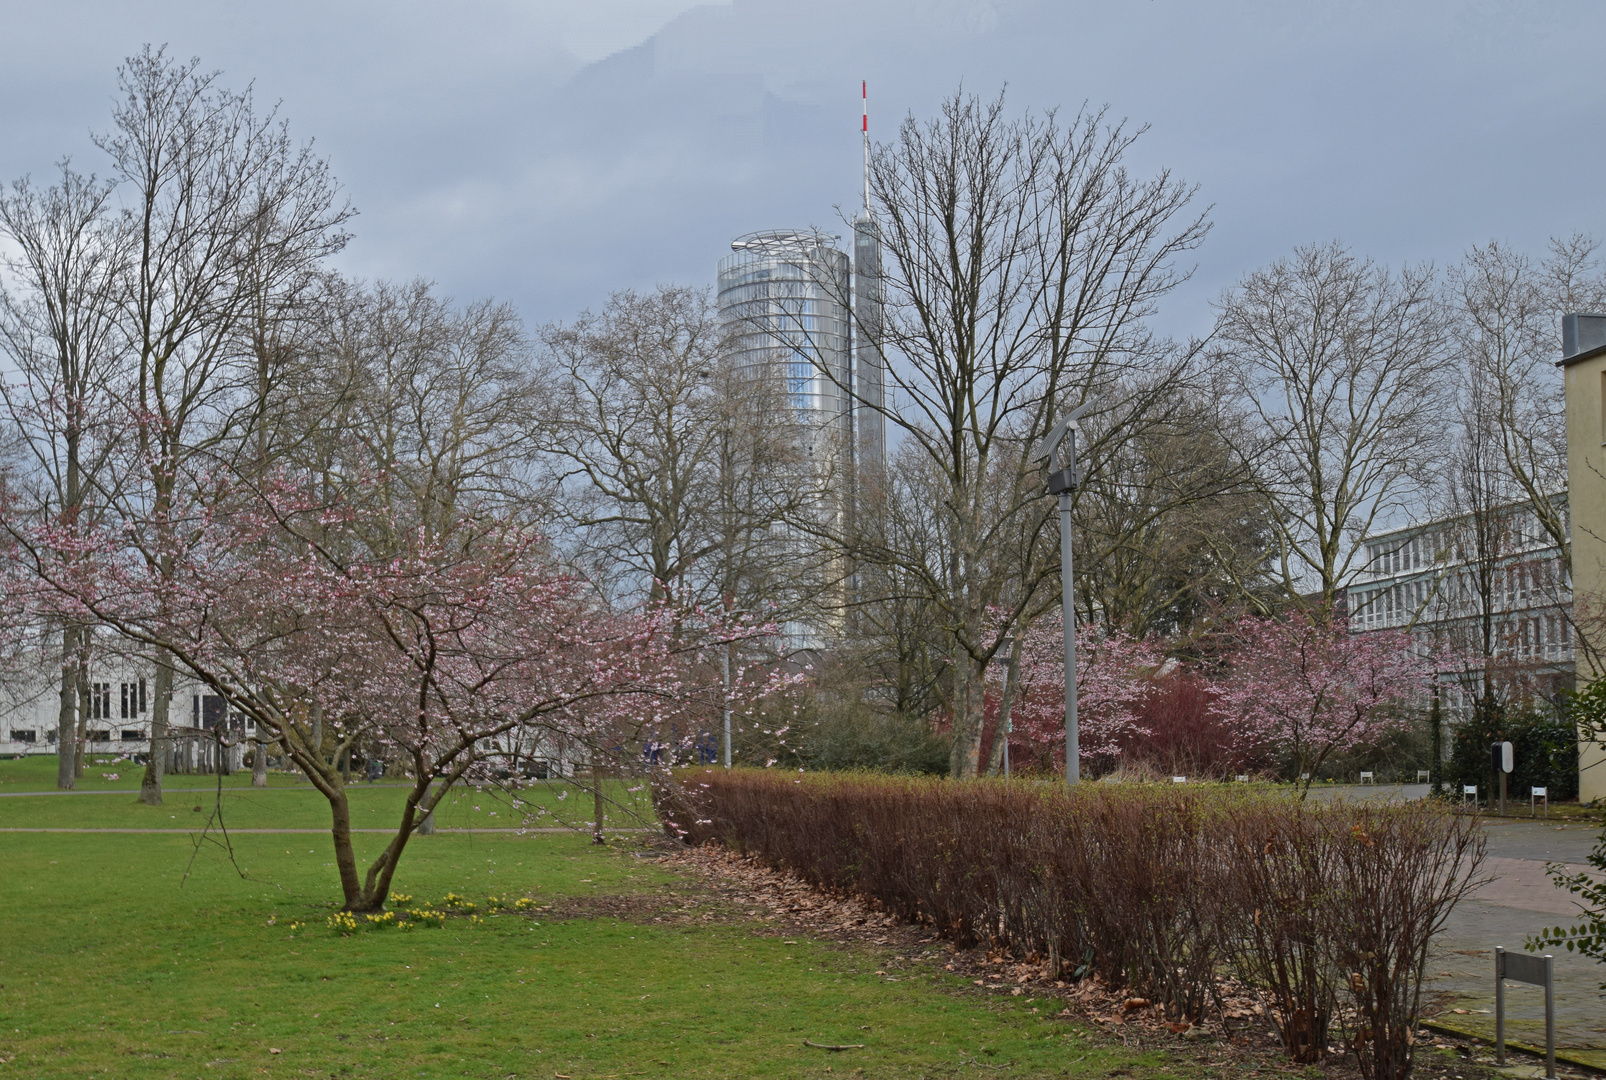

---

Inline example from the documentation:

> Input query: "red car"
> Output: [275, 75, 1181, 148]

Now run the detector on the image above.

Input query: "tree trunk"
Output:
[139, 652, 172, 805]
[327, 781, 367, 910]
[55, 626, 78, 791]
[948, 656, 987, 778]
[251, 732, 268, 787]
[348, 773, 437, 912]
[593, 767, 607, 844]
[984, 641, 1026, 776]
[74, 654, 90, 779]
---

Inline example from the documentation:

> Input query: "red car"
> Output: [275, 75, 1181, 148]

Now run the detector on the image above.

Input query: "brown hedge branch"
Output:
[656, 770, 1487, 1080]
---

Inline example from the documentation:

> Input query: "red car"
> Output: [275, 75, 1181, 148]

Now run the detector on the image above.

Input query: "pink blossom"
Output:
[1212, 613, 1433, 792]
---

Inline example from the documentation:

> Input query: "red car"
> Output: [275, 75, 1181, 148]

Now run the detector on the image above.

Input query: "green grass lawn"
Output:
[0, 756, 657, 832]
[0, 769, 1182, 1079]
[0, 752, 313, 790]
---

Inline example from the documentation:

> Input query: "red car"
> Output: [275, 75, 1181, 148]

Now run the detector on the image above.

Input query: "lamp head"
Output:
[1033, 402, 1092, 465]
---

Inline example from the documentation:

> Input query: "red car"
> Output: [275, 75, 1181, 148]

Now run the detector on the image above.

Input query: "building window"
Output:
[89, 682, 112, 721]
[199, 695, 226, 730]
[10, 730, 35, 743]
[120, 729, 143, 741]
[87, 729, 111, 742]
[119, 681, 147, 718]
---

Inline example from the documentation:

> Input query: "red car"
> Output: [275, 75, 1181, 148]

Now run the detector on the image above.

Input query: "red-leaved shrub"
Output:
[1118, 672, 1270, 779]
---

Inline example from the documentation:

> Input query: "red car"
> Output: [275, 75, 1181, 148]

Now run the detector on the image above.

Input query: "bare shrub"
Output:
[1324, 804, 1487, 1080]
[1222, 801, 1338, 1062]
[658, 770, 1484, 1076]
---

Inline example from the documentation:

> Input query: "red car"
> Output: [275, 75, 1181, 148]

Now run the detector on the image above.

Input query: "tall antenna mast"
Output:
[861, 80, 870, 215]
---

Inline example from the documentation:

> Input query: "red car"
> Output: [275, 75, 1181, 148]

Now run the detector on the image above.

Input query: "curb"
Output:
[1421, 1019, 1606, 1074]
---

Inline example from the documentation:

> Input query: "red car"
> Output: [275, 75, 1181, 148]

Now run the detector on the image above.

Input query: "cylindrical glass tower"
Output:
[852, 212, 885, 473]
[717, 229, 852, 456]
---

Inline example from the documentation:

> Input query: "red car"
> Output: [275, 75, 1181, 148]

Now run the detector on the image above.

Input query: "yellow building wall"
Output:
[1564, 353, 1606, 802]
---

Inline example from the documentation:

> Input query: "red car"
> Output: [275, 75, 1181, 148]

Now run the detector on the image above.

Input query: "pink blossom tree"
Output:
[996, 615, 1161, 774]
[11, 469, 769, 911]
[1213, 614, 1433, 794]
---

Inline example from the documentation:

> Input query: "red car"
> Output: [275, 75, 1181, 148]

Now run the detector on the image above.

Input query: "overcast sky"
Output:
[2, 0, 1601, 341]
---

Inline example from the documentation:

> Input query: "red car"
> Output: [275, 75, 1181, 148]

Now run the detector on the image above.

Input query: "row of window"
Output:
[1366, 533, 1435, 577]
[1390, 613, 1573, 659]
[1352, 558, 1569, 631]
[6, 728, 146, 743]
[1352, 578, 1434, 629]
[1364, 507, 1570, 580]
[82, 679, 148, 721]
[1509, 613, 1572, 660]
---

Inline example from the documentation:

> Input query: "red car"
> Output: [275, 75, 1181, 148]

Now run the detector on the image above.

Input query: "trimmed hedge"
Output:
[658, 771, 1487, 1080]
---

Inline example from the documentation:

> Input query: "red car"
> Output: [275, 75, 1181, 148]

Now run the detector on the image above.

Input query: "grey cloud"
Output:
[2, 0, 1604, 339]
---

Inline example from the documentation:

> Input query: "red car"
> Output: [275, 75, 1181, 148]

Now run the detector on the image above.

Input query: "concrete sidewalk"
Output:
[1426, 819, 1606, 1066]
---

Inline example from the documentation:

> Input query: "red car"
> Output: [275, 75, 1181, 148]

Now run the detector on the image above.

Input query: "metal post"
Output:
[1545, 954, 1556, 1079]
[1060, 490, 1078, 784]
[1496, 946, 1506, 1065]
[721, 642, 732, 769]
[1035, 404, 1089, 787]
[1500, 769, 1507, 816]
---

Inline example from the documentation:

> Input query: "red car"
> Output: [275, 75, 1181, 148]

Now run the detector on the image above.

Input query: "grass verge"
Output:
[0, 797, 1175, 1079]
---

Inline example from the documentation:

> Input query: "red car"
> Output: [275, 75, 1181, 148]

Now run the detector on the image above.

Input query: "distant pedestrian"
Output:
[366, 758, 383, 783]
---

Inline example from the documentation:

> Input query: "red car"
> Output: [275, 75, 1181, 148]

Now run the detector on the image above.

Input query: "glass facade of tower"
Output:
[852, 213, 885, 473]
[717, 230, 853, 457]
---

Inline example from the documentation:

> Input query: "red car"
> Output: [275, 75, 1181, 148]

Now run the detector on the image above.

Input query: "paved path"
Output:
[1425, 818, 1606, 1064]
[1303, 782, 1431, 802]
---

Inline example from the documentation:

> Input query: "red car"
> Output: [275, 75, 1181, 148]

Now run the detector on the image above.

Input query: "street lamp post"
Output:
[1035, 405, 1089, 785]
[721, 642, 732, 768]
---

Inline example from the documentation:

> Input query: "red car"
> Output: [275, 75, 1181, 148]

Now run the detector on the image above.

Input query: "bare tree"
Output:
[0, 164, 131, 789]
[1214, 242, 1449, 622]
[314, 279, 541, 542]
[539, 285, 820, 618]
[95, 46, 352, 804]
[1427, 237, 1603, 724]
[836, 90, 1209, 777]
[1075, 384, 1273, 637]
[1429, 377, 1572, 729]
[1448, 238, 1604, 568]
